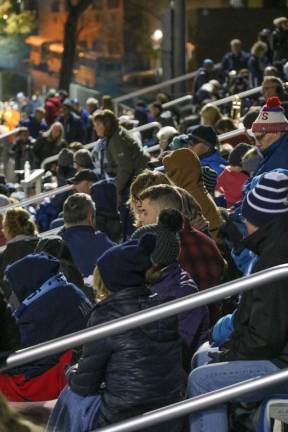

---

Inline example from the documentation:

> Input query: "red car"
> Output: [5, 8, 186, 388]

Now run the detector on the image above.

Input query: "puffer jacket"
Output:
[163, 148, 223, 239]
[70, 286, 182, 430]
[199, 149, 226, 176]
[106, 127, 149, 202]
[219, 215, 288, 368]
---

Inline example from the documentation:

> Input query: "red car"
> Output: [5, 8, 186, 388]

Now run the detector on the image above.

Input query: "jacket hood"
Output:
[163, 149, 222, 234]
[5, 252, 60, 302]
[163, 148, 202, 188]
[90, 178, 118, 215]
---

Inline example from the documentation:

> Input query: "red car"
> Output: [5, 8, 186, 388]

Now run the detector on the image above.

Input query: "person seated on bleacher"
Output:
[11, 127, 34, 175]
[188, 170, 288, 432]
[132, 209, 209, 373]
[149, 101, 178, 129]
[0, 208, 39, 302]
[0, 252, 92, 402]
[61, 193, 114, 281]
[156, 125, 178, 154]
[68, 169, 98, 195]
[73, 148, 95, 172]
[185, 125, 227, 176]
[18, 106, 48, 140]
[50, 234, 182, 431]
[58, 99, 85, 144]
[33, 121, 66, 169]
[137, 184, 225, 324]
[248, 96, 288, 180]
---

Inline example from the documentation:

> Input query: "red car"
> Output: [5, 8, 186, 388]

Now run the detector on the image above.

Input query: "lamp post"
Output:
[151, 29, 163, 70]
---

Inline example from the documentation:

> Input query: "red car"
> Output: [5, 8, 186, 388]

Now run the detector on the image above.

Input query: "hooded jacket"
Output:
[62, 226, 115, 277]
[5, 253, 92, 378]
[106, 127, 149, 202]
[219, 215, 288, 367]
[163, 149, 223, 238]
[70, 286, 182, 429]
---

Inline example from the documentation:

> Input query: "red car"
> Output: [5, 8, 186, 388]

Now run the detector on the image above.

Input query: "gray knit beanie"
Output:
[132, 208, 183, 266]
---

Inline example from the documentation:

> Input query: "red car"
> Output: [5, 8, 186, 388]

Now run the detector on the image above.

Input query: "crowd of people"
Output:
[0, 14, 287, 432]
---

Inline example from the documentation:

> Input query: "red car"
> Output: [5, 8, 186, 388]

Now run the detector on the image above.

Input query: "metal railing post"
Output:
[1, 265, 288, 371]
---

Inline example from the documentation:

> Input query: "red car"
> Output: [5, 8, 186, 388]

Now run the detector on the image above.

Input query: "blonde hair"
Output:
[3, 208, 38, 240]
[251, 41, 267, 57]
[200, 103, 222, 127]
[43, 121, 64, 142]
[0, 393, 42, 432]
[128, 169, 173, 227]
[93, 266, 111, 303]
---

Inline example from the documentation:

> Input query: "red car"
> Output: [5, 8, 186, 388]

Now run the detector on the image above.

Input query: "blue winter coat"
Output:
[5, 253, 92, 378]
[199, 150, 226, 176]
[69, 286, 182, 430]
[150, 263, 209, 353]
[254, 133, 288, 177]
[62, 226, 115, 277]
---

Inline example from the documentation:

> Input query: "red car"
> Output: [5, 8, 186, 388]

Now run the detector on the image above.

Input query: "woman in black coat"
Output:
[68, 234, 183, 431]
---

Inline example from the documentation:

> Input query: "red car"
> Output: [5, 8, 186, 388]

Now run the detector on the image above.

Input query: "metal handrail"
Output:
[40, 122, 161, 169]
[112, 64, 221, 106]
[218, 126, 246, 142]
[95, 368, 288, 432]
[162, 94, 192, 109]
[213, 86, 262, 107]
[0, 128, 21, 141]
[1, 265, 288, 371]
[0, 184, 72, 214]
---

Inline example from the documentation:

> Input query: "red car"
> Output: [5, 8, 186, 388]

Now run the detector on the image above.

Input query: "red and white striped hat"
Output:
[252, 96, 288, 133]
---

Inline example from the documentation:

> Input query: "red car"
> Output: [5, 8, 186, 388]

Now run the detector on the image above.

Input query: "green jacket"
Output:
[106, 127, 149, 201]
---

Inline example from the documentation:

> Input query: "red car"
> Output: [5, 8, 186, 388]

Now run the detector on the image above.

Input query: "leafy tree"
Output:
[0, 0, 36, 34]
[59, 0, 93, 91]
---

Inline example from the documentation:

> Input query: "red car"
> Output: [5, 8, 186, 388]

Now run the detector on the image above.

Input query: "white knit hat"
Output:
[251, 96, 288, 134]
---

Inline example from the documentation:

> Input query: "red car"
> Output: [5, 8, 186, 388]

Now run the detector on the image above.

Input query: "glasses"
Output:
[254, 133, 266, 141]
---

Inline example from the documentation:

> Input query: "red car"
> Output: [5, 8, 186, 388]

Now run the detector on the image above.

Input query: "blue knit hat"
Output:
[241, 170, 288, 227]
[97, 234, 156, 291]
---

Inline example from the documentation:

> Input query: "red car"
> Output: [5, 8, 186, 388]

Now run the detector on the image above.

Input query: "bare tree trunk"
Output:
[59, 0, 92, 91]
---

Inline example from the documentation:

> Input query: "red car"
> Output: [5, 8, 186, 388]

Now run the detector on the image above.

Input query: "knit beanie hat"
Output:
[131, 209, 183, 266]
[97, 233, 156, 291]
[74, 149, 94, 169]
[58, 148, 74, 168]
[241, 170, 288, 227]
[187, 125, 219, 149]
[251, 96, 288, 134]
[228, 142, 252, 167]
[170, 134, 190, 150]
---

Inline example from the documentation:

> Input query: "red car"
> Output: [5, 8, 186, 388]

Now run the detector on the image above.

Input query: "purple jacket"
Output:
[150, 263, 209, 354]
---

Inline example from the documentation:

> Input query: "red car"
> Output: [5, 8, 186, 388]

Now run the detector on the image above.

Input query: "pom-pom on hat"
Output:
[131, 209, 183, 266]
[241, 170, 288, 227]
[251, 96, 288, 134]
[97, 233, 156, 292]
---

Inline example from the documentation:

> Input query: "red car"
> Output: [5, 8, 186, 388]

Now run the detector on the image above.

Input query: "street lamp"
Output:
[151, 29, 163, 70]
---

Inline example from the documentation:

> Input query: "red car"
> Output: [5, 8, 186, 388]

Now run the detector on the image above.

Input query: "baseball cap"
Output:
[68, 169, 98, 184]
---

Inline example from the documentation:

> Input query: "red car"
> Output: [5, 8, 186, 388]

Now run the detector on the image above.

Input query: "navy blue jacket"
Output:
[62, 226, 115, 277]
[19, 115, 47, 139]
[58, 112, 85, 144]
[254, 133, 288, 177]
[199, 149, 226, 176]
[6, 253, 92, 377]
[221, 50, 249, 72]
[70, 286, 182, 430]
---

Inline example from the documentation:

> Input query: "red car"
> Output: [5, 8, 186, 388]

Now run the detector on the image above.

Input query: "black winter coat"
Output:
[220, 215, 288, 367]
[70, 286, 182, 430]
[0, 291, 20, 354]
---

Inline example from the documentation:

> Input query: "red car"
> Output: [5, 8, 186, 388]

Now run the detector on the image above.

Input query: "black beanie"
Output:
[132, 209, 183, 266]
[228, 142, 252, 167]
